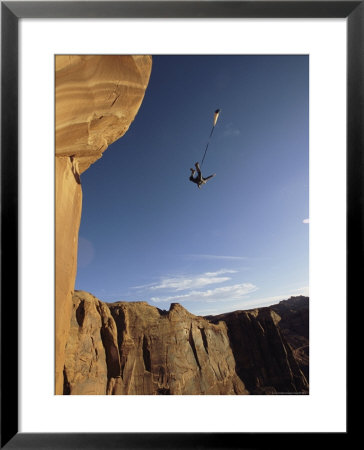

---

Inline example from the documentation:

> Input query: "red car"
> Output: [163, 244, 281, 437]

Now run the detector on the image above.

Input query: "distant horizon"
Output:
[74, 290, 309, 317]
[75, 55, 309, 316]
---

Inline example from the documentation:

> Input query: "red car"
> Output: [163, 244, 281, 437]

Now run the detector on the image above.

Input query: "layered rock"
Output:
[55, 156, 82, 395]
[64, 292, 309, 395]
[271, 296, 309, 380]
[56, 55, 152, 173]
[64, 291, 248, 395]
[207, 306, 309, 394]
[64, 291, 120, 395]
[55, 55, 152, 394]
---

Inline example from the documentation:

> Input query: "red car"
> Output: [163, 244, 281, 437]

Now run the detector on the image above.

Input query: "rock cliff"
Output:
[64, 291, 248, 395]
[271, 296, 309, 380]
[64, 292, 308, 395]
[55, 55, 152, 394]
[207, 305, 309, 394]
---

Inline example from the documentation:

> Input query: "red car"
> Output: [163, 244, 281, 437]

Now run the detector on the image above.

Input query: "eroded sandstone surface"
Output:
[55, 55, 152, 394]
[56, 55, 152, 173]
[271, 296, 309, 381]
[207, 304, 309, 394]
[64, 291, 248, 395]
[64, 292, 308, 395]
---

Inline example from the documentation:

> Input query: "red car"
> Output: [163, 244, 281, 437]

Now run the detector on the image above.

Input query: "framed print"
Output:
[1, 0, 356, 447]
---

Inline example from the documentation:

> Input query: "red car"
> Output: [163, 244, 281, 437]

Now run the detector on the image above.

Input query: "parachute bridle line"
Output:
[200, 109, 220, 168]
[200, 125, 216, 168]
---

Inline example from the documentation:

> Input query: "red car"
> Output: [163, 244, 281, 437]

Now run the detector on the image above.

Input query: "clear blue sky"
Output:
[75, 55, 309, 316]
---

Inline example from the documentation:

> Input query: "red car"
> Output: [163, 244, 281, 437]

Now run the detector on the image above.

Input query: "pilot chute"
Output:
[201, 109, 221, 167]
[213, 109, 220, 127]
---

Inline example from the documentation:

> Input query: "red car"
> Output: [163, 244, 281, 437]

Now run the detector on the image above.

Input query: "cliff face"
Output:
[64, 292, 308, 395]
[55, 156, 82, 395]
[63, 292, 120, 395]
[271, 296, 309, 380]
[56, 55, 152, 173]
[55, 55, 152, 394]
[207, 307, 308, 394]
[64, 291, 248, 395]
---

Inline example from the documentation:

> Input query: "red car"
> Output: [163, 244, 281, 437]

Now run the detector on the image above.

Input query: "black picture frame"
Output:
[1, 1, 356, 448]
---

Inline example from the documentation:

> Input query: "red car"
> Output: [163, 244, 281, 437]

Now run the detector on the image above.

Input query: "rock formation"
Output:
[64, 292, 308, 395]
[55, 55, 152, 394]
[63, 292, 120, 395]
[55, 55, 309, 396]
[207, 305, 309, 394]
[64, 291, 248, 395]
[271, 296, 309, 380]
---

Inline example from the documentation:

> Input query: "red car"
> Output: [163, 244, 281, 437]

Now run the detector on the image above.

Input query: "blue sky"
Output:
[75, 55, 309, 316]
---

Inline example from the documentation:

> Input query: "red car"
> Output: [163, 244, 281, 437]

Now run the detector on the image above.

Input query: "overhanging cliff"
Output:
[55, 55, 152, 394]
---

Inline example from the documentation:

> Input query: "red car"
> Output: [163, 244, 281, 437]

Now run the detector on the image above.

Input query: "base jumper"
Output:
[189, 162, 216, 189]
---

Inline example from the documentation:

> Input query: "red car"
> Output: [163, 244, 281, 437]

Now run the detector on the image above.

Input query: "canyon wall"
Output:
[55, 55, 152, 394]
[271, 296, 309, 380]
[208, 305, 309, 394]
[64, 292, 308, 395]
[64, 291, 248, 395]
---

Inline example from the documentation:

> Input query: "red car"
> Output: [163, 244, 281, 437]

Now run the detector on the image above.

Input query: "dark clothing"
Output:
[189, 173, 199, 184]
[189, 162, 215, 189]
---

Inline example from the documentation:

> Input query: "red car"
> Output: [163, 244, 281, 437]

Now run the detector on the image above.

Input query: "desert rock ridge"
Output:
[55, 55, 152, 394]
[64, 291, 249, 395]
[64, 292, 308, 395]
[207, 303, 309, 394]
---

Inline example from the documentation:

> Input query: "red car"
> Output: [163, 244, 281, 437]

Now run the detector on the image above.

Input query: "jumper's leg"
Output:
[195, 162, 202, 177]
[204, 173, 216, 181]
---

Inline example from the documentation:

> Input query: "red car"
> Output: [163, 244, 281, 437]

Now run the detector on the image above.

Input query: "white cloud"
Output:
[228, 288, 309, 312]
[203, 269, 237, 276]
[184, 254, 247, 261]
[289, 286, 309, 296]
[188, 288, 311, 316]
[229, 295, 289, 311]
[150, 275, 232, 291]
[150, 269, 238, 291]
[150, 282, 257, 304]
[224, 129, 240, 137]
[303, 218, 309, 224]
[223, 123, 241, 137]
[130, 283, 155, 290]
[133, 269, 238, 292]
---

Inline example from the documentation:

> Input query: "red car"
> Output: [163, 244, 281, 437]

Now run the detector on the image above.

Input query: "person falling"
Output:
[189, 162, 216, 189]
